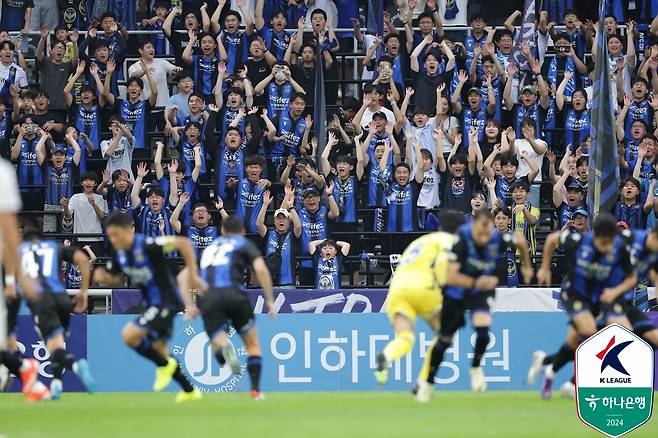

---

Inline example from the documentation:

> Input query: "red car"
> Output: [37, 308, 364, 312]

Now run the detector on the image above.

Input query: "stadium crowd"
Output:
[2, 0, 658, 300]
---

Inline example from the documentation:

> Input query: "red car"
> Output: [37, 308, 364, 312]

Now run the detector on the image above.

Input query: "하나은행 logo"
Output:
[575, 324, 654, 437]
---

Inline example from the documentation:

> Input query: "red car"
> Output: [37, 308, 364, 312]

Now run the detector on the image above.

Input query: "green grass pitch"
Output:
[0, 392, 656, 437]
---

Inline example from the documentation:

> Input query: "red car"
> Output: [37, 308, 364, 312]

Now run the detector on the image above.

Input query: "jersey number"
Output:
[200, 243, 235, 269]
[21, 247, 54, 279]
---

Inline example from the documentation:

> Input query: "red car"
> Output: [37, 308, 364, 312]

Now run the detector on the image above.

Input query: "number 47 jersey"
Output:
[19, 240, 76, 295]
[200, 235, 262, 290]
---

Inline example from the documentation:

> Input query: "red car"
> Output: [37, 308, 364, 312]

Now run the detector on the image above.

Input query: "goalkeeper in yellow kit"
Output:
[374, 211, 464, 392]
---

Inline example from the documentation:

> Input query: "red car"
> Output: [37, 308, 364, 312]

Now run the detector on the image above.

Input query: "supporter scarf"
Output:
[548, 56, 575, 97]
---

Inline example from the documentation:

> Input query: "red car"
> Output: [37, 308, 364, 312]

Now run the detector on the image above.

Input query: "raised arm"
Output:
[504, 10, 521, 32]
[555, 71, 573, 110]
[210, 0, 226, 33]
[411, 34, 432, 73]
[433, 127, 447, 172]
[255, 190, 272, 237]
[35, 25, 49, 63]
[131, 162, 148, 207]
[503, 63, 517, 110]
[153, 140, 166, 180]
[321, 132, 338, 177]
[451, 70, 468, 114]
[552, 168, 569, 208]
[163, 5, 181, 37]
[169, 192, 188, 234]
[102, 59, 117, 106]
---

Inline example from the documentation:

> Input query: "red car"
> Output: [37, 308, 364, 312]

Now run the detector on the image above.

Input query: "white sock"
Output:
[50, 378, 62, 391]
[19, 359, 30, 373]
[545, 364, 555, 380]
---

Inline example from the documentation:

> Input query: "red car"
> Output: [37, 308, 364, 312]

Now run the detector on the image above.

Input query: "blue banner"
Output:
[111, 289, 389, 315]
[86, 313, 577, 392]
[9, 315, 87, 392]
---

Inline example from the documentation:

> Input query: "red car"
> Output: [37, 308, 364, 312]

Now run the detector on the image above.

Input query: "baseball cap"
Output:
[302, 188, 320, 198]
[572, 208, 588, 218]
[52, 145, 67, 154]
[274, 208, 290, 218]
[521, 85, 538, 95]
[566, 183, 583, 192]
[467, 87, 481, 95]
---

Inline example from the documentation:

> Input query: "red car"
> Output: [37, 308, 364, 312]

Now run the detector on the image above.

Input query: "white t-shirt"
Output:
[515, 138, 547, 182]
[101, 136, 135, 180]
[360, 106, 396, 129]
[417, 166, 441, 208]
[128, 58, 178, 107]
[438, 116, 460, 154]
[68, 192, 108, 242]
[361, 34, 377, 81]
[304, 0, 339, 30]
[0, 62, 28, 93]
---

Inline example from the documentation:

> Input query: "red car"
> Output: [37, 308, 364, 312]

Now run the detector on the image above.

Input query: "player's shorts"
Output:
[627, 306, 657, 337]
[6, 296, 21, 337]
[561, 290, 596, 318]
[386, 285, 442, 323]
[198, 287, 255, 338]
[440, 291, 495, 336]
[28, 292, 73, 342]
[134, 305, 176, 341]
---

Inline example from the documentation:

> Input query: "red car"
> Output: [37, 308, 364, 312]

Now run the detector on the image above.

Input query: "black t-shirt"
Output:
[414, 71, 452, 116]
[246, 57, 271, 107]
[441, 171, 477, 214]
[167, 31, 201, 65]
[291, 64, 316, 104]
[32, 111, 66, 142]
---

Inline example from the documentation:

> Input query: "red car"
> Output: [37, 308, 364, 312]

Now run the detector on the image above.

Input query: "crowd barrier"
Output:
[8, 289, 658, 393]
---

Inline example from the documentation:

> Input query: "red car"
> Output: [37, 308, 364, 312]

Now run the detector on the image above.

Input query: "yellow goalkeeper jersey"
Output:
[390, 231, 457, 290]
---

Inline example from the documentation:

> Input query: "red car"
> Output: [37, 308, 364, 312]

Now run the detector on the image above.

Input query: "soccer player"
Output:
[374, 211, 464, 387]
[182, 215, 275, 400]
[18, 230, 96, 399]
[0, 158, 47, 400]
[95, 212, 204, 402]
[417, 209, 533, 401]
[535, 213, 637, 399]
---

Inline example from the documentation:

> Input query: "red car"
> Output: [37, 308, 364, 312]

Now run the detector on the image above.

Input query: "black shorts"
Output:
[199, 288, 254, 338]
[440, 291, 495, 336]
[595, 298, 628, 329]
[627, 307, 657, 337]
[133, 305, 176, 341]
[6, 295, 21, 336]
[28, 292, 73, 341]
[562, 290, 596, 317]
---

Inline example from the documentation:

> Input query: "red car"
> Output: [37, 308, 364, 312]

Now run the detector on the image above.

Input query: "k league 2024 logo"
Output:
[171, 321, 246, 393]
[575, 324, 655, 437]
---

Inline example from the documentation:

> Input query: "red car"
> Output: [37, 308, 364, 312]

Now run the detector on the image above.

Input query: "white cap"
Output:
[274, 208, 290, 218]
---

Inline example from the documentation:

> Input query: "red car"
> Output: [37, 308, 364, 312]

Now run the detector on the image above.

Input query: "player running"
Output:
[529, 222, 658, 399]
[535, 213, 637, 399]
[95, 212, 205, 402]
[17, 230, 96, 400]
[417, 209, 533, 402]
[374, 211, 464, 388]
[180, 216, 275, 400]
[0, 157, 48, 400]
